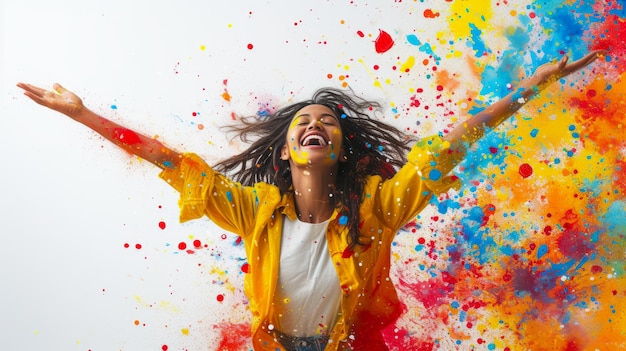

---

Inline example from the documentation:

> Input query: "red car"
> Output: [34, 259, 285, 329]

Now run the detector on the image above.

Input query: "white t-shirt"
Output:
[273, 216, 342, 337]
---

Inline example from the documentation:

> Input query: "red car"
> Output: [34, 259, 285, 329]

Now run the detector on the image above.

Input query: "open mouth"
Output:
[301, 134, 328, 147]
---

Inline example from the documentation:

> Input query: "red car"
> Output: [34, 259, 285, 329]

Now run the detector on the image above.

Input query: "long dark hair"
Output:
[214, 88, 413, 247]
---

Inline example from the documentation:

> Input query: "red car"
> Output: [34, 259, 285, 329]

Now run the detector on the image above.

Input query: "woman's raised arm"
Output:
[17, 82, 181, 170]
[440, 50, 604, 171]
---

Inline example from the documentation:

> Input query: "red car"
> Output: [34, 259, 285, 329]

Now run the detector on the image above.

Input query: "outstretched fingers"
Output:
[561, 50, 605, 76]
[17, 83, 52, 107]
[17, 82, 48, 98]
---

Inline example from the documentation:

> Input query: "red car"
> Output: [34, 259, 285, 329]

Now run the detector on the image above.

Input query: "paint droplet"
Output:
[241, 262, 250, 273]
[519, 163, 533, 178]
[110, 104, 117, 110]
[181, 328, 189, 335]
[200, 45, 206, 50]
[178, 242, 187, 250]
[339, 215, 349, 225]
[216, 294, 225, 302]
[586, 89, 597, 98]
[158, 221, 166, 230]
[193, 239, 202, 248]
[113, 128, 142, 145]
[162, 345, 168, 351]
[374, 29, 394, 53]
[356, 30, 364, 37]
[247, 43, 254, 50]
[424, 9, 440, 18]
[591, 265, 603, 274]
[429, 169, 442, 181]
[124, 243, 130, 248]
[135, 243, 142, 249]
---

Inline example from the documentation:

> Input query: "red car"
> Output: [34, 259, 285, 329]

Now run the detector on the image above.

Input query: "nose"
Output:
[307, 119, 322, 130]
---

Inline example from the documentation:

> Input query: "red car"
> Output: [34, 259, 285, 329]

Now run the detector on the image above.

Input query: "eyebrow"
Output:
[295, 113, 338, 120]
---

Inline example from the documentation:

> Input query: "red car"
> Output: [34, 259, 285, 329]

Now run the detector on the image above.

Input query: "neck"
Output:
[289, 164, 338, 223]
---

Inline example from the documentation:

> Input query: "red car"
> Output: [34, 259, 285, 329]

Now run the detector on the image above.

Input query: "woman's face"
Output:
[281, 104, 344, 167]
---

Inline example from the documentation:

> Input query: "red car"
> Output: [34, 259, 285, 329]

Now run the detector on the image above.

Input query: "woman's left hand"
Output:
[531, 50, 605, 88]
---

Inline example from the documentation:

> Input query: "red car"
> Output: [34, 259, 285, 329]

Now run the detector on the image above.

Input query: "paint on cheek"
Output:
[289, 147, 310, 165]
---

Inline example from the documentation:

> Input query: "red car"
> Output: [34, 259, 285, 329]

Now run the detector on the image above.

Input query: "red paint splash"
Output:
[241, 262, 249, 273]
[113, 128, 141, 145]
[382, 324, 435, 350]
[519, 163, 533, 178]
[214, 322, 251, 351]
[557, 215, 594, 260]
[374, 29, 394, 53]
[423, 9, 440, 18]
[158, 221, 166, 230]
[399, 276, 453, 309]
[589, 9, 626, 69]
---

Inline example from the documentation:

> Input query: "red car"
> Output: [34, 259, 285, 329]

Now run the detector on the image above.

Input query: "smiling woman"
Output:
[16, 47, 603, 349]
[282, 105, 344, 166]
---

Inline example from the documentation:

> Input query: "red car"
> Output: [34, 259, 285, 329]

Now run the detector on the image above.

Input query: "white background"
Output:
[0, 1, 460, 350]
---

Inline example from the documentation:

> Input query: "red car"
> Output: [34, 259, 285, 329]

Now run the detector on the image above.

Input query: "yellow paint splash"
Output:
[447, 0, 493, 39]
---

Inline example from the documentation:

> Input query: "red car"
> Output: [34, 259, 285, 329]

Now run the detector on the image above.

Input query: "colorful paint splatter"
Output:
[141, 1, 624, 350]
[20, 0, 621, 350]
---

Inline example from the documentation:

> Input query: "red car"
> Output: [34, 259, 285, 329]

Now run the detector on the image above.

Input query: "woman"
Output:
[17, 51, 602, 351]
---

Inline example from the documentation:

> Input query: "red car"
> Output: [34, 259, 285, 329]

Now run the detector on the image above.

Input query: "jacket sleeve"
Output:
[367, 135, 461, 231]
[158, 153, 262, 236]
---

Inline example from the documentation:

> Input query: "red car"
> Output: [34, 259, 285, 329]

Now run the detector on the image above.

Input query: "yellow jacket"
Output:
[159, 135, 458, 350]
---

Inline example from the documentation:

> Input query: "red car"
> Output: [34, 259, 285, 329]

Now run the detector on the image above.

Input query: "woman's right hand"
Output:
[17, 83, 86, 118]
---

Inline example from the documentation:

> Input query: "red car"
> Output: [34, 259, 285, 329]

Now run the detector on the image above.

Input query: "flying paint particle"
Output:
[247, 43, 254, 50]
[178, 242, 187, 250]
[429, 169, 442, 181]
[374, 29, 394, 53]
[424, 9, 440, 18]
[217, 294, 225, 302]
[356, 30, 365, 37]
[519, 163, 533, 178]
[135, 243, 142, 249]
[158, 221, 166, 230]
[339, 215, 349, 225]
[241, 262, 250, 273]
